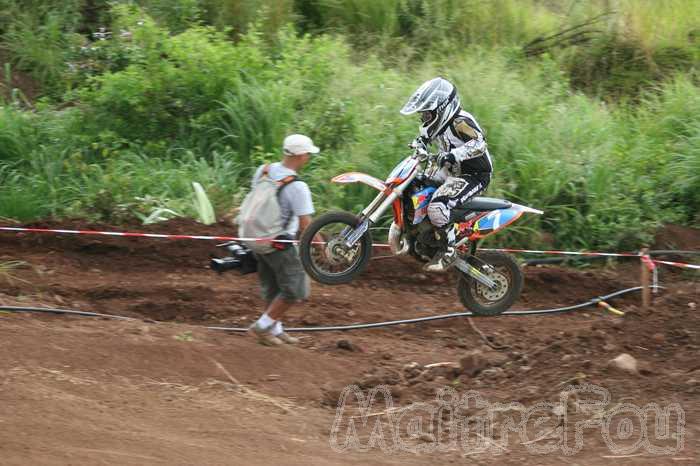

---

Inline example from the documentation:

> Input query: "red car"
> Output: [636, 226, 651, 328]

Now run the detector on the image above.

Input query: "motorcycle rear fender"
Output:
[332, 172, 387, 192]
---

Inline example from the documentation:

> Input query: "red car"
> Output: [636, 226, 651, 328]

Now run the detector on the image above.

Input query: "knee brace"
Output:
[427, 201, 450, 228]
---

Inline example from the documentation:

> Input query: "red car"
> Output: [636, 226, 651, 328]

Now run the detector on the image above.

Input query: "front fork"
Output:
[454, 259, 498, 289]
[343, 185, 405, 248]
[343, 218, 370, 248]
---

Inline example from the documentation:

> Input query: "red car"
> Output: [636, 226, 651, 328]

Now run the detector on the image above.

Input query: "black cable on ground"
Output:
[0, 286, 651, 333]
[0, 306, 137, 320]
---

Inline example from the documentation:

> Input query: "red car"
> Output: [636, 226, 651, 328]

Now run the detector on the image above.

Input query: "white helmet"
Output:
[400, 77, 461, 141]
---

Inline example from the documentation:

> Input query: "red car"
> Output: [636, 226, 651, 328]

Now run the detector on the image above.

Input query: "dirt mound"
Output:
[0, 218, 698, 464]
[5, 218, 236, 272]
[654, 223, 700, 251]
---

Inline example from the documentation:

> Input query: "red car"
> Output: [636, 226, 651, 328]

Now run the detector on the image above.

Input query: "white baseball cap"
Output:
[283, 134, 320, 156]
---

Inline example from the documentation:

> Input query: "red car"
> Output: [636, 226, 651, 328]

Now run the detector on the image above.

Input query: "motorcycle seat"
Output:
[450, 197, 512, 221]
[463, 197, 512, 211]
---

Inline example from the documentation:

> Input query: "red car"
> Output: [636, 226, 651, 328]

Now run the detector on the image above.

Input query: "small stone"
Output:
[480, 368, 504, 379]
[403, 362, 423, 379]
[459, 349, 509, 377]
[482, 350, 510, 367]
[459, 350, 486, 377]
[637, 361, 654, 376]
[424, 362, 460, 378]
[336, 340, 359, 352]
[520, 365, 532, 373]
[603, 343, 618, 352]
[301, 315, 319, 325]
[688, 302, 697, 310]
[610, 318, 625, 330]
[608, 353, 638, 374]
[651, 333, 665, 344]
[562, 354, 573, 362]
[321, 382, 344, 406]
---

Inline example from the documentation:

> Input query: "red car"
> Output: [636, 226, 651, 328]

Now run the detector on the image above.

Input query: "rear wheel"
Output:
[299, 211, 372, 285]
[457, 251, 523, 316]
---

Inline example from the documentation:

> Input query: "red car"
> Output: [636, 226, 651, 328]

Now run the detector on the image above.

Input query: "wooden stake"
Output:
[640, 247, 651, 310]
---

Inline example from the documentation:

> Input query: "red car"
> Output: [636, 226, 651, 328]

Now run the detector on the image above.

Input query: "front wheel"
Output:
[457, 251, 523, 316]
[299, 211, 373, 285]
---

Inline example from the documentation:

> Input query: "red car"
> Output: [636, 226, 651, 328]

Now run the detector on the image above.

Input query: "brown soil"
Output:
[654, 224, 700, 252]
[0, 51, 42, 103]
[0, 219, 698, 465]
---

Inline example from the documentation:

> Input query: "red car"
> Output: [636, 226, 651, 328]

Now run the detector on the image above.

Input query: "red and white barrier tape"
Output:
[0, 226, 392, 247]
[652, 259, 700, 271]
[479, 247, 638, 258]
[1, 226, 698, 270]
[0, 226, 255, 242]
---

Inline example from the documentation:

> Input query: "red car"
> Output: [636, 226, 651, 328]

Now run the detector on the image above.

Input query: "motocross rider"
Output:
[400, 77, 493, 272]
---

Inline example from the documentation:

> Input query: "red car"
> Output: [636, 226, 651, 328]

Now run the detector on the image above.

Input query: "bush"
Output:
[0, 1, 698, 250]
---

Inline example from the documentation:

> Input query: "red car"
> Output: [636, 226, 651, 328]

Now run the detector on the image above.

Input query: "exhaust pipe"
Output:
[388, 222, 410, 255]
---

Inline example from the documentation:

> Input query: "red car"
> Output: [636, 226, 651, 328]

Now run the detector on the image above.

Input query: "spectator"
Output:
[246, 134, 319, 346]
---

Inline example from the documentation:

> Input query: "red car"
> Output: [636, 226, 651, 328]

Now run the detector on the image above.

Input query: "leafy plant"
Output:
[192, 182, 215, 225]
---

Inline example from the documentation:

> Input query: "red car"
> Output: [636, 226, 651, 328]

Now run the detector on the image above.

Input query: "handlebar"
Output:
[413, 146, 437, 162]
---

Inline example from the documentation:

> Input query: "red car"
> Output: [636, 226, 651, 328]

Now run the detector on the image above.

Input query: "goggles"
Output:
[420, 111, 435, 123]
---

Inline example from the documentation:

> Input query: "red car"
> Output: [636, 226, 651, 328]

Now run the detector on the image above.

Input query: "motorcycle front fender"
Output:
[332, 172, 387, 192]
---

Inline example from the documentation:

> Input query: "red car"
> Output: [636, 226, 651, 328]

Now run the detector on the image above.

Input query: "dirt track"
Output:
[0, 219, 698, 465]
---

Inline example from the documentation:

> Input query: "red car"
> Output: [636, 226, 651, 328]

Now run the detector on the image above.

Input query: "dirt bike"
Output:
[298, 145, 543, 315]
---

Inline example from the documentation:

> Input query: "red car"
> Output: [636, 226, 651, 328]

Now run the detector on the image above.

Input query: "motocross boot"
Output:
[424, 225, 458, 273]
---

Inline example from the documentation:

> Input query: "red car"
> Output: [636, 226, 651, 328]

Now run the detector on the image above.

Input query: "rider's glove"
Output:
[437, 151, 457, 168]
[408, 137, 428, 150]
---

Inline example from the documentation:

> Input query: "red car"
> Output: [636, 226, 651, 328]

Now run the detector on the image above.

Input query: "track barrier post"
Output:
[640, 248, 651, 310]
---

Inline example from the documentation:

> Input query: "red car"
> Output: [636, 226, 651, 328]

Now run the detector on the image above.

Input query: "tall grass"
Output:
[0, 2, 698, 250]
[612, 0, 700, 49]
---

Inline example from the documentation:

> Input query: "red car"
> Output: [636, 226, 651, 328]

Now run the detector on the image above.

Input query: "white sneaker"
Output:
[276, 332, 300, 345]
[247, 324, 283, 346]
[423, 247, 457, 273]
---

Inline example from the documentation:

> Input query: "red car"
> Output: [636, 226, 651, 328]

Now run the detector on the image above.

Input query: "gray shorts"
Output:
[255, 247, 310, 303]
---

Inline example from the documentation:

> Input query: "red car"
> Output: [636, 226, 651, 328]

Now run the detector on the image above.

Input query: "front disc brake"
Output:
[325, 237, 358, 266]
[475, 269, 509, 301]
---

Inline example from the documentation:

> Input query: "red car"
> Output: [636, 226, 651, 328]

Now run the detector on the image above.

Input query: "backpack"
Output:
[236, 164, 299, 254]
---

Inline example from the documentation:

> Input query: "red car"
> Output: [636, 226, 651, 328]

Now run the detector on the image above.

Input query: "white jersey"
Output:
[435, 110, 493, 177]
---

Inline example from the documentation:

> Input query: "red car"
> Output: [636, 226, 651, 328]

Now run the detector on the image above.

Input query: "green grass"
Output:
[0, 1, 698, 252]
